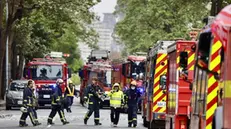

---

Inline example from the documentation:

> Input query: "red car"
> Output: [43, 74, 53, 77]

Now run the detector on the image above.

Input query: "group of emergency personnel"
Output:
[19, 77, 141, 128]
[19, 78, 77, 127]
[83, 77, 141, 128]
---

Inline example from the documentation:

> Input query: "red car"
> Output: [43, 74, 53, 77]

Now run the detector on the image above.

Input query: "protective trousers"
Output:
[48, 106, 67, 123]
[19, 107, 36, 125]
[110, 107, 120, 125]
[84, 104, 100, 124]
[32, 108, 38, 121]
[128, 106, 137, 125]
[67, 96, 74, 109]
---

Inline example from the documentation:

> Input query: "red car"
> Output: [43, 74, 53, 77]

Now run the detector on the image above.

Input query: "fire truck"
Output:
[23, 52, 72, 107]
[79, 50, 112, 107]
[189, 5, 231, 129]
[142, 41, 175, 129]
[165, 40, 196, 129]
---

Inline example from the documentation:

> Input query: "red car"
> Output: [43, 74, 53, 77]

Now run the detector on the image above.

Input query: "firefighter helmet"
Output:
[113, 83, 120, 87]
[131, 80, 137, 86]
[68, 80, 73, 84]
[20, 107, 27, 113]
[56, 79, 64, 84]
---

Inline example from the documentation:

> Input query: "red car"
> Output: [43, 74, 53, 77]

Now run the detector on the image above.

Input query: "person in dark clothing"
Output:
[124, 80, 141, 128]
[83, 77, 104, 125]
[47, 79, 69, 125]
[65, 80, 77, 113]
[19, 80, 40, 127]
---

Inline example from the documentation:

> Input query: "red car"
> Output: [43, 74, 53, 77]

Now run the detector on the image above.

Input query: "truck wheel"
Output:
[143, 117, 148, 127]
[5, 105, 11, 110]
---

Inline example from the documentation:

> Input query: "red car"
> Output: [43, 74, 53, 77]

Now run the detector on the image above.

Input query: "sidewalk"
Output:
[0, 100, 5, 110]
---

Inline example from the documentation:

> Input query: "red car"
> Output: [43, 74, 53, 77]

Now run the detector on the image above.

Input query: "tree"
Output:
[0, 0, 100, 99]
[115, 0, 231, 54]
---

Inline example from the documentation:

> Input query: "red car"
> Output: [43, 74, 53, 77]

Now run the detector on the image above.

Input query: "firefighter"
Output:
[83, 77, 103, 125]
[47, 79, 69, 125]
[108, 83, 124, 127]
[19, 80, 40, 127]
[31, 81, 41, 125]
[65, 80, 77, 113]
[124, 80, 141, 128]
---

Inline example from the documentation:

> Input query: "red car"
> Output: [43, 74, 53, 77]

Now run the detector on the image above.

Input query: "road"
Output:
[0, 98, 145, 129]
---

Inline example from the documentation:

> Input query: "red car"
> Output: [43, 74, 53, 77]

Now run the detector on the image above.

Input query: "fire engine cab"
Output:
[23, 52, 72, 107]
[190, 5, 231, 129]
[79, 50, 112, 107]
[142, 41, 175, 129]
[165, 40, 196, 129]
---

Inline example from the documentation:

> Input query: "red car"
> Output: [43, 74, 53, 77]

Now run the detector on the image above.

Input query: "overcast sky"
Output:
[92, 0, 117, 15]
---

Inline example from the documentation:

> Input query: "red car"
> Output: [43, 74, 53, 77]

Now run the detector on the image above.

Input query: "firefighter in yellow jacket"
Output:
[108, 83, 124, 127]
[65, 80, 77, 113]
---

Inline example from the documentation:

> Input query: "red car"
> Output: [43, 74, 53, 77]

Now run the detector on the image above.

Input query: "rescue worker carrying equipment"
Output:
[108, 83, 124, 127]
[47, 79, 69, 125]
[124, 80, 141, 128]
[65, 80, 77, 113]
[19, 80, 41, 127]
[84, 77, 104, 125]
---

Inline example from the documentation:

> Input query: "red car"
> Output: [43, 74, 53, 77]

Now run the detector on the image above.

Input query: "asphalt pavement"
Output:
[0, 98, 145, 129]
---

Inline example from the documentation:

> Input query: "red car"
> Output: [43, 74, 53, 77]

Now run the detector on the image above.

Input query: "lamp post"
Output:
[5, 0, 9, 92]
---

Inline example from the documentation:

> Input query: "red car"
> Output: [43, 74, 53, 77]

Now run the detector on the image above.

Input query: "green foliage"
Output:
[13, 0, 100, 69]
[71, 74, 81, 85]
[115, 0, 211, 53]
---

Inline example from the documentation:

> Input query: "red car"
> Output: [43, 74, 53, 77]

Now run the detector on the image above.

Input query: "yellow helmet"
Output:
[68, 80, 73, 84]
[131, 80, 137, 85]
[113, 83, 120, 87]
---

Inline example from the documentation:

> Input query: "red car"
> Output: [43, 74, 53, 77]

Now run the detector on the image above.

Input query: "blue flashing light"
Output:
[138, 87, 144, 93]
[53, 85, 56, 88]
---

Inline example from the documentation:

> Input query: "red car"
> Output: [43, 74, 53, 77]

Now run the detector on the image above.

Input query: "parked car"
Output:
[6, 80, 28, 110]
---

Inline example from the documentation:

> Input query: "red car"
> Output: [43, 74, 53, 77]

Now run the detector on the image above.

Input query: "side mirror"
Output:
[122, 64, 126, 76]
[68, 68, 72, 78]
[23, 68, 27, 78]
[159, 74, 167, 90]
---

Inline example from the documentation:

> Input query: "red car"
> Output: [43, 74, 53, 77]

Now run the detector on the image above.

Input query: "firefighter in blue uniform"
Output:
[19, 80, 40, 127]
[84, 77, 103, 125]
[47, 79, 69, 125]
[125, 80, 141, 128]
[65, 80, 77, 113]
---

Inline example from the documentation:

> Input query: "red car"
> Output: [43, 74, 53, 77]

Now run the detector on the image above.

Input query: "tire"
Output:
[6, 105, 11, 110]
[143, 117, 148, 127]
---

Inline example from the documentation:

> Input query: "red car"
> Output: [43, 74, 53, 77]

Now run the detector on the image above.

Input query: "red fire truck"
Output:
[142, 41, 175, 129]
[23, 54, 72, 107]
[79, 50, 112, 107]
[189, 5, 231, 129]
[165, 40, 196, 129]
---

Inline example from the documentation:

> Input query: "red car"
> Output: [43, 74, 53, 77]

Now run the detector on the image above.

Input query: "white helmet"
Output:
[56, 79, 64, 84]
[20, 107, 27, 113]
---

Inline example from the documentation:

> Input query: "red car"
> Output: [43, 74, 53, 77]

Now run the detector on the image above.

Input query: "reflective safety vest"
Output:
[109, 90, 124, 108]
[67, 86, 75, 97]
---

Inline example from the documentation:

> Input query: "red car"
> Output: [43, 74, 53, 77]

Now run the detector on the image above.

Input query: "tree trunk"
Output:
[18, 53, 24, 79]
[0, 0, 4, 100]
[11, 40, 17, 80]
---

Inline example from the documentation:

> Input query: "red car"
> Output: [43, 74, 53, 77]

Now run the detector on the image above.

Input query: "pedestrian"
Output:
[108, 83, 124, 127]
[83, 77, 103, 125]
[65, 80, 77, 113]
[19, 80, 40, 127]
[124, 80, 142, 128]
[31, 80, 41, 125]
[47, 79, 69, 125]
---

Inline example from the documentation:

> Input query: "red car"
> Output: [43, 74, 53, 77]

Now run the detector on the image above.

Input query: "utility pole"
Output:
[211, 0, 223, 16]
[5, 0, 9, 92]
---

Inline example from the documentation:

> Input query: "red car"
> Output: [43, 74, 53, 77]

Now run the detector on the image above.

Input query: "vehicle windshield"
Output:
[88, 70, 112, 87]
[131, 61, 145, 80]
[30, 65, 63, 80]
[10, 82, 27, 91]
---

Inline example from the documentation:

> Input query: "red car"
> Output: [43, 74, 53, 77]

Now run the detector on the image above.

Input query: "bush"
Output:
[71, 74, 80, 85]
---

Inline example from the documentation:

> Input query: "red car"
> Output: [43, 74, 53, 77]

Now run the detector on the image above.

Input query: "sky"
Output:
[92, 0, 117, 15]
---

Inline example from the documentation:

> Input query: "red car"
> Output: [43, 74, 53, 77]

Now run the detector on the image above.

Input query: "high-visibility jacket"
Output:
[108, 90, 124, 108]
[65, 86, 76, 97]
